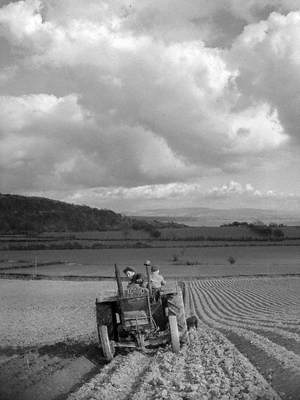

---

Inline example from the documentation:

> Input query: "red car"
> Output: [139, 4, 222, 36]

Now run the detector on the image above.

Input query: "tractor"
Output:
[95, 264, 188, 361]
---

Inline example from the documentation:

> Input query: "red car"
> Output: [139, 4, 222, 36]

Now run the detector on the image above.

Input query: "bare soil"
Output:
[0, 280, 116, 348]
[0, 340, 102, 400]
[184, 277, 300, 399]
[1, 276, 298, 399]
[223, 330, 300, 400]
[68, 328, 279, 400]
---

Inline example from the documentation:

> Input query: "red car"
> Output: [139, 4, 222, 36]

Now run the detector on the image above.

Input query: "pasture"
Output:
[1, 245, 300, 278]
[6, 225, 300, 240]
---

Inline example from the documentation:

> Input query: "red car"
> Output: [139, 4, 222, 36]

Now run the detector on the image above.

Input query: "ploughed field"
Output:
[1, 276, 300, 399]
[68, 328, 279, 400]
[184, 277, 300, 399]
[0, 280, 115, 400]
[0, 280, 117, 348]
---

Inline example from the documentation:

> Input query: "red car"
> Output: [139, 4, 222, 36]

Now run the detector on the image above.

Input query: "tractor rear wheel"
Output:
[167, 288, 188, 343]
[169, 315, 180, 353]
[99, 325, 115, 361]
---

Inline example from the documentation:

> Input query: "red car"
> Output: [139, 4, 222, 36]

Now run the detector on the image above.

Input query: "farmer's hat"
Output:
[144, 260, 151, 266]
[123, 266, 136, 274]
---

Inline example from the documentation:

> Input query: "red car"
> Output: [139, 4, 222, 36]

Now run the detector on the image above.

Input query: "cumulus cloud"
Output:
[0, 92, 195, 191]
[0, 93, 86, 131]
[0, 93, 94, 190]
[204, 181, 300, 211]
[227, 103, 287, 153]
[0, 0, 299, 211]
[230, 11, 300, 142]
[27, 180, 300, 213]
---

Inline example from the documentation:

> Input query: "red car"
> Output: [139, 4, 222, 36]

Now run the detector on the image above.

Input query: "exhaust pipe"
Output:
[114, 263, 124, 297]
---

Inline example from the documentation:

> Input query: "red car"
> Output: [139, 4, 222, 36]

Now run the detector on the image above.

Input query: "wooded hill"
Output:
[0, 194, 127, 233]
[0, 194, 182, 235]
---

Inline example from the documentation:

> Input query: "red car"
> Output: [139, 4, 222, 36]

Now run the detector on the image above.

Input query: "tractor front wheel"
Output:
[99, 325, 115, 361]
[169, 315, 180, 353]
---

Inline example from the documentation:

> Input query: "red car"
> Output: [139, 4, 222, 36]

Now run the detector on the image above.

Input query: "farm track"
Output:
[183, 278, 300, 399]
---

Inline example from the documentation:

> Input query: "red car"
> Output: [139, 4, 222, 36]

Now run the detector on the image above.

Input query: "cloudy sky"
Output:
[0, 0, 300, 213]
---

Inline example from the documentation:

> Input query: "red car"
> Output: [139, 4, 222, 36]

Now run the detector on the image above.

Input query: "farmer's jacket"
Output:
[128, 273, 147, 287]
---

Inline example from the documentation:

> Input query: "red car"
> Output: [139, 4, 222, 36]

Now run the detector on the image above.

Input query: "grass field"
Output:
[1, 245, 300, 278]
[2, 225, 300, 240]
[1, 226, 300, 252]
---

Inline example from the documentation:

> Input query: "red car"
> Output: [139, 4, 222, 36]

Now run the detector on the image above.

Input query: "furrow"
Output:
[194, 280, 300, 327]
[187, 283, 300, 373]
[68, 351, 151, 400]
[198, 284, 300, 338]
[195, 279, 300, 316]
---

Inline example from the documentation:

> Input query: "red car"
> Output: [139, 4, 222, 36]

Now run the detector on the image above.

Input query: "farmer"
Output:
[123, 266, 146, 288]
[150, 265, 166, 289]
[144, 259, 166, 289]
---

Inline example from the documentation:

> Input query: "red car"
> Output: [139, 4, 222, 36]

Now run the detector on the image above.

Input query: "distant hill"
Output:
[129, 207, 300, 227]
[0, 194, 184, 235]
[0, 194, 126, 233]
